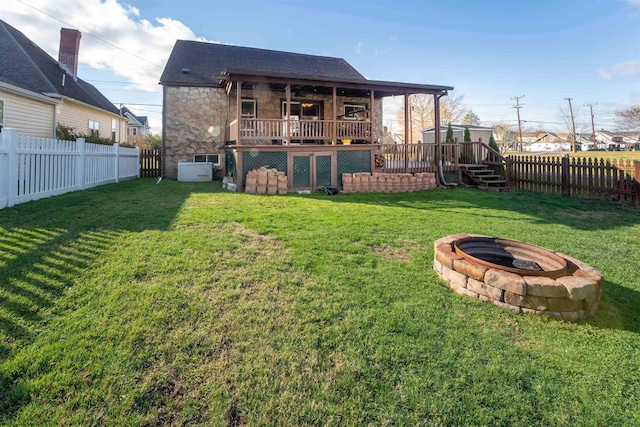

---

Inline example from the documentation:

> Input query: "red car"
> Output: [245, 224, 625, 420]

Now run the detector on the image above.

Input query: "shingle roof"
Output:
[160, 40, 366, 86]
[122, 106, 149, 126]
[0, 20, 120, 115]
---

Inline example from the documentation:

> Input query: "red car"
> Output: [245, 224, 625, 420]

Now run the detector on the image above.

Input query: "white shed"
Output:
[422, 125, 494, 144]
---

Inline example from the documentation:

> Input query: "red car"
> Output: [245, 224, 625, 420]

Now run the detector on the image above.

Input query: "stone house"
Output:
[0, 20, 126, 141]
[160, 40, 453, 190]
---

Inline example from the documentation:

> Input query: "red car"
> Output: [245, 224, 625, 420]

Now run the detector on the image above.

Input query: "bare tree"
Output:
[492, 121, 517, 153]
[557, 105, 589, 144]
[396, 91, 468, 143]
[614, 105, 640, 131]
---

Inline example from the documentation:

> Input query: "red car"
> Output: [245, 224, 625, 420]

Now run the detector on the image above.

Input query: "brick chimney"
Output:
[59, 28, 81, 76]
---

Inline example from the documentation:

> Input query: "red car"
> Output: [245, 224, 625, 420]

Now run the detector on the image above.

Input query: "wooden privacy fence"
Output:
[140, 148, 161, 177]
[0, 128, 140, 210]
[507, 155, 640, 206]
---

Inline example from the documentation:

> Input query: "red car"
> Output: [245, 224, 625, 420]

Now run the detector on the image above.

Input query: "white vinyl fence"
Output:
[0, 128, 139, 210]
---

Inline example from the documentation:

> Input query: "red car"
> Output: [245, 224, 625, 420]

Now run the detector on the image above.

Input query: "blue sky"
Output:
[2, 0, 639, 134]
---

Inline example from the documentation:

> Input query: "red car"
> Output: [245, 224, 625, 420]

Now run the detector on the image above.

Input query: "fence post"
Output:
[505, 156, 512, 186]
[562, 155, 570, 197]
[136, 146, 141, 178]
[114, 143, 120, 183]
[77, 138, 86, 190]
[0, 128, 18, 209]
[635, 160, 640, 208]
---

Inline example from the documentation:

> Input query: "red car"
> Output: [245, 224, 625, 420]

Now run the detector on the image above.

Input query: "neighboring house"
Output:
[422, 124, 494, 144]
[121, 106, 150, 145]
[527, 132, 571, 152]
[575, 134, 596, 151]
[620, 132, 640, 150]
[160, 40, 453, 184]
[0, 20, 126, 140]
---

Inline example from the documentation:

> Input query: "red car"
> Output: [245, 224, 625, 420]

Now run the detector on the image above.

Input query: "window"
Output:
[132, 128, 138, 136]
[89, 120, 100, 137]
[343, 104, 367, 120]
[194, 154, 220, 166]
[241, 99, 256, 118]
[111, 119, 116, 142]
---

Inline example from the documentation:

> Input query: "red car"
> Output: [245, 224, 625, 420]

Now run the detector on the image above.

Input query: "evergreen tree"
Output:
[463, 126, 471, 142]
[445, 123, 454, 143]
[488, 135, 499, 152]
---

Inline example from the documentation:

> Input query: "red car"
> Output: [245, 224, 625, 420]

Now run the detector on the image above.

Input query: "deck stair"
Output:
[459, 164, 507, 188]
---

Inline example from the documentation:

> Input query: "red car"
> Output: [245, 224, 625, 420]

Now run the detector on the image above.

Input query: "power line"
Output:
[16, 0, 164, 69]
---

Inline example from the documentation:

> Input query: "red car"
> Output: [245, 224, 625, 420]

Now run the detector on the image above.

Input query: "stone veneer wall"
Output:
[163, 86, 229, 179]
[433, 234, 603, 322]
[163, 84, 384, 179]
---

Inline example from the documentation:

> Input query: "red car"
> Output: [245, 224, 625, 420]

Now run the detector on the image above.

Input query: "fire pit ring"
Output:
[454, 237, 567, 278]
[434, 234, 603, 321]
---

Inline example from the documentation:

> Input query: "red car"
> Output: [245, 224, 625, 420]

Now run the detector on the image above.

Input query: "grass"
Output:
[1, 180, 639, 426]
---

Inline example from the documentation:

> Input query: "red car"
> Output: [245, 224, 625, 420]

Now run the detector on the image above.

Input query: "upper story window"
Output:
[111, 119, 117, 142]
[241, 99, 256, 118]
[343, 104, 366, 120]
[89, 119, 100, 137]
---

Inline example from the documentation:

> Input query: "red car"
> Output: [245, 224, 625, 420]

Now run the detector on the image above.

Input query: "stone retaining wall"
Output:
[434, 234, 603, 321]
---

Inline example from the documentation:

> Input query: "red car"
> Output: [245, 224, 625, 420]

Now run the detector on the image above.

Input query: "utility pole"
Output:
[584, 103, 597, 150]
[565, 97, 577, 153]
[511, 95, 524, 152]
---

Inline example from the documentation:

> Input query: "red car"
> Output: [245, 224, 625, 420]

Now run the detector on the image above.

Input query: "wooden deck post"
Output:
[404, 93, 409, 172]
[236, 81, 242, 146]
[370, 90, 375, 145]
[332, 86, 337, 145]
[285, 83, 291, 146]
[433, 94, 442, 185]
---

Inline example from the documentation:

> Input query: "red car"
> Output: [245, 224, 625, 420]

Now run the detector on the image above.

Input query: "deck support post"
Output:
[404, 93, 409, 172]
[370, 90, 375, 145]
[285, 83, 291, 146]
[332, 86, 337, 145]
[434, 93, 442, 185]
[236, 81, 242, 146]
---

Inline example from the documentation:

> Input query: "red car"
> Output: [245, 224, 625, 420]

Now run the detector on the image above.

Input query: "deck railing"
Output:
[227, 118, 370, 142]
[459, 141, 505, 166]
[378, 143, 437, 173]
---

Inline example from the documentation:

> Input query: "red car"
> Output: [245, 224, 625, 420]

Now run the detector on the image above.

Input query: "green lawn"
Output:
[1, 180, 639, 426]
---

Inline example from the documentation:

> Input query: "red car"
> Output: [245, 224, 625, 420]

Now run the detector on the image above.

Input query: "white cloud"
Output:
[629, 0, 640, 6]
[355, 41, 364, 54]
[0, 0, 216, 133]
[598, 60, 640, 80]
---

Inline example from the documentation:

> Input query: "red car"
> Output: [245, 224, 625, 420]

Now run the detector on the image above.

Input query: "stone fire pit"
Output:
[434, 234, 603, 321]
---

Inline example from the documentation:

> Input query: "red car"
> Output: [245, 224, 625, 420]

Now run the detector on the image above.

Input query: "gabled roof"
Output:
[159, 40, 453, 97]
[0, 20, 120, 115]
[160, 40, 366, 87]
[121, 106, 149, 127]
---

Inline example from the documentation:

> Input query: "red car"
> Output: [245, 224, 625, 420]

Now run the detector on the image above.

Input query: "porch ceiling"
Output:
[219, 69, 453, 98]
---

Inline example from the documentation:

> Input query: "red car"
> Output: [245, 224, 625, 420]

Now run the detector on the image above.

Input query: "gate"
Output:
[140, 149, 161, 177]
